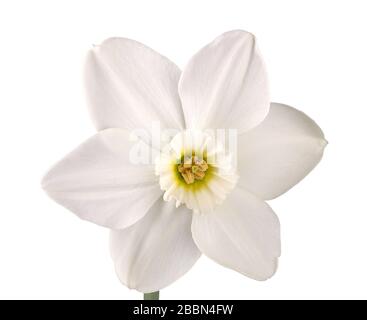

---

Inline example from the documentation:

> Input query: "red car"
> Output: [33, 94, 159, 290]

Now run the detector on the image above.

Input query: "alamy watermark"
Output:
[128, 121, 239, 168]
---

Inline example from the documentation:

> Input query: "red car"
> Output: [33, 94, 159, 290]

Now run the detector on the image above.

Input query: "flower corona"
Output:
[156, 130, 238, 213]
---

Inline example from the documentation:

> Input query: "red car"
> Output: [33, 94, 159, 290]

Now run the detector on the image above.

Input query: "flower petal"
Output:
[191, 187, 280, 281]
[42, 128, 162, 229]
[237, 103, 327, 200]
[85, 38, 185, 138]
[110, 198, 201, 293]
[179, 30, 270, 133]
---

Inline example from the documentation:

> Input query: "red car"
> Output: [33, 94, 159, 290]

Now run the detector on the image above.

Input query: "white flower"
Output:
[42, 30, 327, 293]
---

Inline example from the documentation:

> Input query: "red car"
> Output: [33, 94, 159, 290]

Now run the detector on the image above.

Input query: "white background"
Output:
[0, 0, 366, 300]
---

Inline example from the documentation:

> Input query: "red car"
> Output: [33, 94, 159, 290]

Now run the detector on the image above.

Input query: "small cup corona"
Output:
[155, 130, 238, 213]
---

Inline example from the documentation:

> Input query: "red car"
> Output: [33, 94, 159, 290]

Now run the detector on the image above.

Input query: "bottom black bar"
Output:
[0, 300, 364, 318]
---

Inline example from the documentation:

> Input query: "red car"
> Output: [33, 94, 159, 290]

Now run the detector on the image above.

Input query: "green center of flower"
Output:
[177, 156, 209, 185]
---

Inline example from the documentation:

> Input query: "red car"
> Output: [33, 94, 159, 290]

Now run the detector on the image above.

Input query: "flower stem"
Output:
[144, 291, 159, 300]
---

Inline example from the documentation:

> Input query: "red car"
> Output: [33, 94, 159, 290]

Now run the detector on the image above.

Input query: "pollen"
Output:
[177, 156, 209, 184]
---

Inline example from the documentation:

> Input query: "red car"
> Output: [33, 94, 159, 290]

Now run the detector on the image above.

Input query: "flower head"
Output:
[42, 30, 327, 293]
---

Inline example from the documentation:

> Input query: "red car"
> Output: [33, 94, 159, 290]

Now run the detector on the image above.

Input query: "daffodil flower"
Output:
[42, 30, 327, 296]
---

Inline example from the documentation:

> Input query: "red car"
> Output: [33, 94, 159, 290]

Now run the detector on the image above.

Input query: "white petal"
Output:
[238, 103, 327, 200]
[179, 30, 270, 133]
[191, 187, 280, 281]
[85, 38, 185, 138]
[110, 198, 201, 293]
[42, 128, 162, 229]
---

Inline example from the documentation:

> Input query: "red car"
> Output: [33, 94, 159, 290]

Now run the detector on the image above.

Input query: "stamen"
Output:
[178, 156, 209, 185]
[197, 162, 208, 171]
[193, 170, 205, 180]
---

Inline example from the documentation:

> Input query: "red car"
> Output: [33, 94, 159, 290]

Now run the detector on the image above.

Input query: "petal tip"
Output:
[222, 29, 255, 38]
[321, 138, 329, 148]
[249, 258, 279, 282]
[40, 170, 52, 192]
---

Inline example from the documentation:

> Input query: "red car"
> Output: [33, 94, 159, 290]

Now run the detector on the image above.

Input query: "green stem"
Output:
[144, 291, 159, 300]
